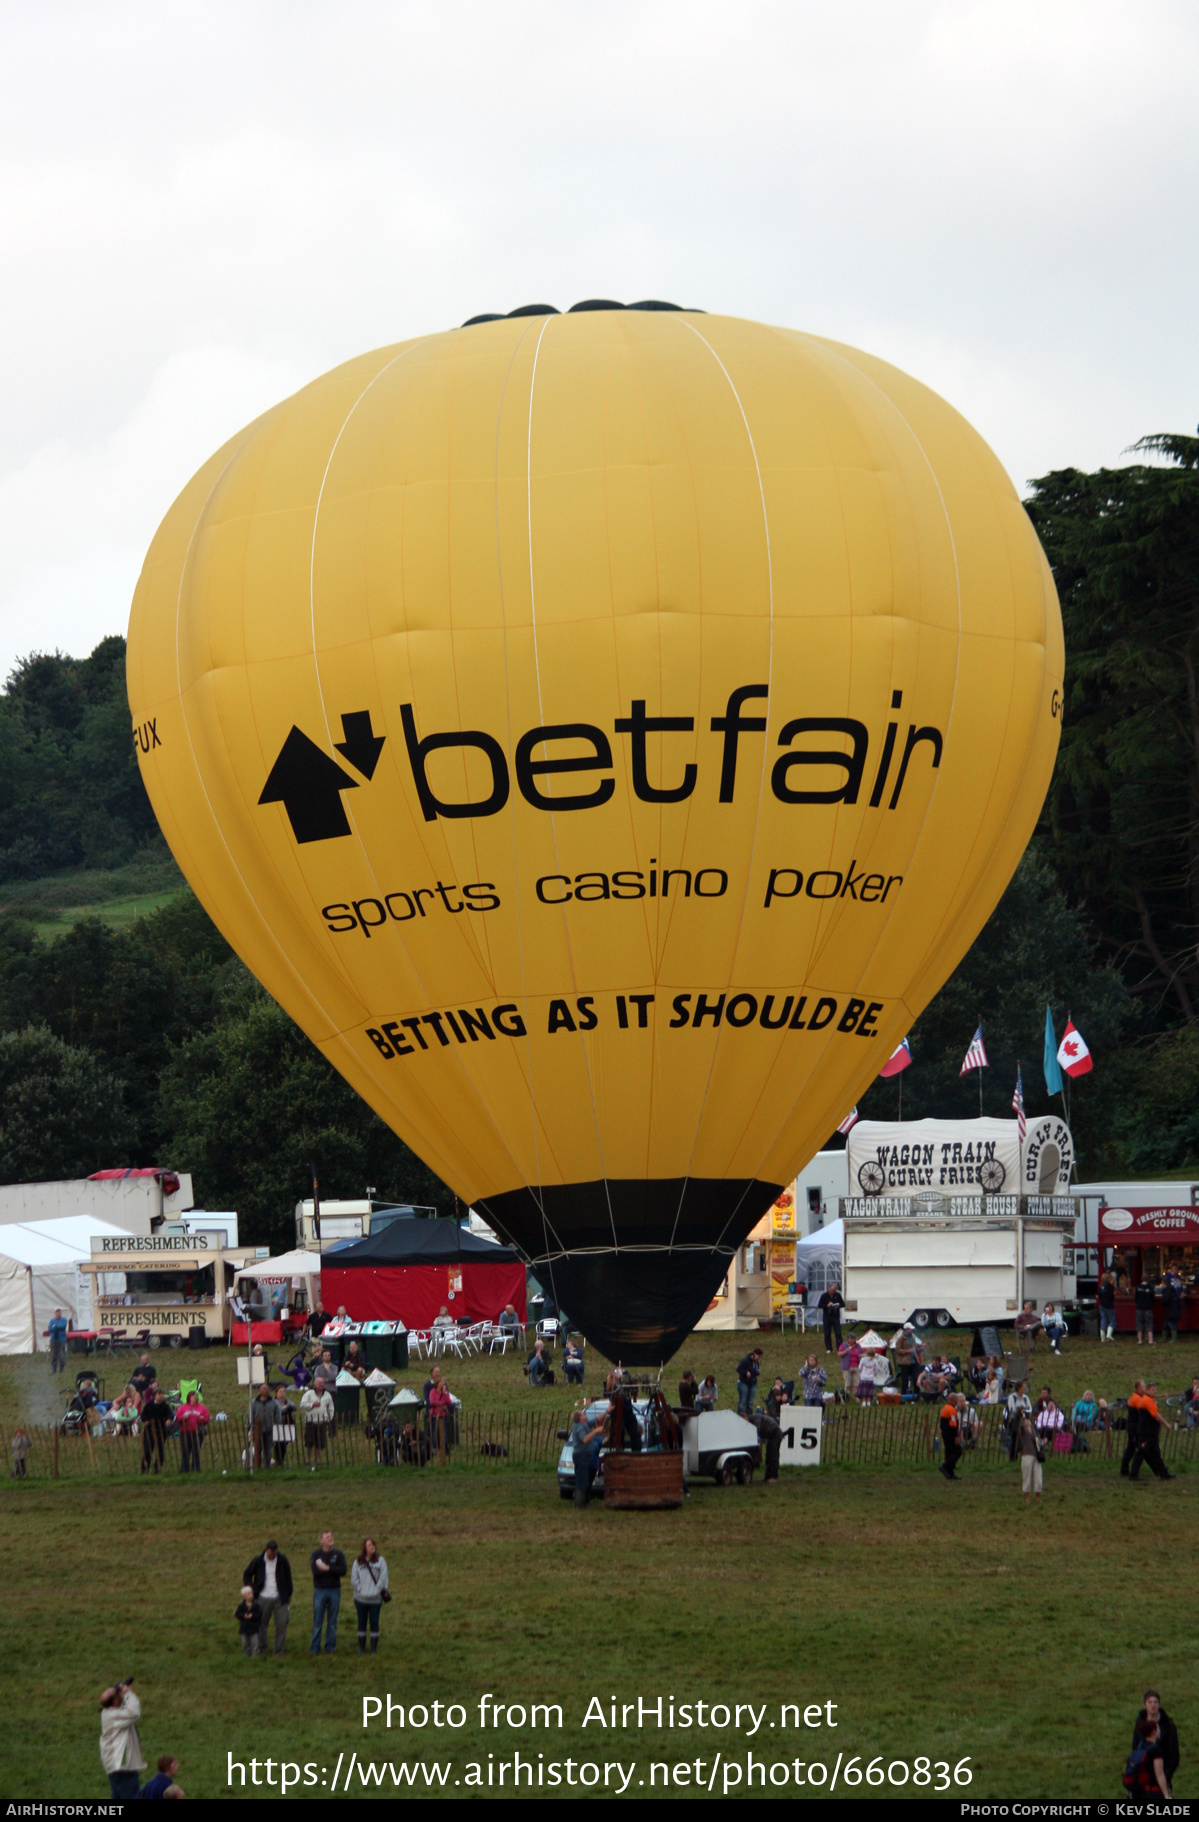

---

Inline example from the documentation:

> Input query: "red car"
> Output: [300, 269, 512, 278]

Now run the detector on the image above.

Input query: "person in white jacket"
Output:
[99, 1681, 146, 1799]
[350, 1538, 389, 1655]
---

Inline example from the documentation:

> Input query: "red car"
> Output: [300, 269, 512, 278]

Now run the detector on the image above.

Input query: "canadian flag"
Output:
[1056, 1016, 1093, 1078]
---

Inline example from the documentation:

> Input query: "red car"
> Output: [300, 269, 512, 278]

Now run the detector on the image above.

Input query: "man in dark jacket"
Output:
[817, 1285, 844, 1353]
[1134, 1275, 1157, 1345]
[244, 1541, 293, 1654]
[1133, 1691, 1179, 1788]
[139, 1385, 172, 1475]
[736, 1348, 763, 1415]
[751, 1408, 783, 1483]
[310, 1531, 348, 1654]
[1162, 1271, 1183, 1342]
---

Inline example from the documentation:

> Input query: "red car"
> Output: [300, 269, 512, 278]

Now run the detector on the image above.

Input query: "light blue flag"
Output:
[1043, 1006, 1063, 1097]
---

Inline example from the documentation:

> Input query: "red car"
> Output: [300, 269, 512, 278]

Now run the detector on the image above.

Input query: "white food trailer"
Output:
[79, 1231, 256, 1347]
[839, 1117, 1078, 1329]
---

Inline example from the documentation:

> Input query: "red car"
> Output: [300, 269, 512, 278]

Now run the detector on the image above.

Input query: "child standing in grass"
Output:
[1017, 1412, 1044, 1504]
[11, 1426, 30, 1478]
[235, 1586, 263, 1656]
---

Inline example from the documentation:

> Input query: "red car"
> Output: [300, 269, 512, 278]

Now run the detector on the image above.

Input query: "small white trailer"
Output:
[681, 1410, 763, 1485]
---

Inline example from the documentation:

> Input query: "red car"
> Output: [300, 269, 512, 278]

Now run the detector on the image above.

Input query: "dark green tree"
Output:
[1026, 430, 1199, 1025]
[852, 849, 1134, 1174]
[0, 635, 159, 879]
[0, 895, 243, 1161]
[0, 1025, 135, 1180]
[155, 992, 455, 1249]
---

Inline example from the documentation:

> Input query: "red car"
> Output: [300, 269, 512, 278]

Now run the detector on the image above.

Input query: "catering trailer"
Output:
[1095, 1200, 1199, 1334]
[79, 1230, 256, 1347]
[840, 1197, 1077, 1329]
[834, 1116, 1080, 1328]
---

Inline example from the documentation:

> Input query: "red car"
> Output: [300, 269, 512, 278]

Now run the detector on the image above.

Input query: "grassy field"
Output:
[1, 1328, 1195, 1802]
[0, 850, 186, 940]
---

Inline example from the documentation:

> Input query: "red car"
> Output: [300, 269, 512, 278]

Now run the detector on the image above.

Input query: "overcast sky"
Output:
[1, 0, 1196, 681]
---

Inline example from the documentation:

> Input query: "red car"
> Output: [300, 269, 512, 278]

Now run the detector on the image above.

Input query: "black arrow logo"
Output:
[259, 727, 360, 844]
[334, 709, 386, 780]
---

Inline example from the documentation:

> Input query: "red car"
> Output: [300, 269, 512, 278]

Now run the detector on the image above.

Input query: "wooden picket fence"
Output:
[5, 1401, 1197, 1482]
[816, 1397, 1199, 1467]
[0, 1406, 572, 1481]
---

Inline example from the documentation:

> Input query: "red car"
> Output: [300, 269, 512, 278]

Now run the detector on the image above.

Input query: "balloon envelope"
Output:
[127, 306, 1062, 1361]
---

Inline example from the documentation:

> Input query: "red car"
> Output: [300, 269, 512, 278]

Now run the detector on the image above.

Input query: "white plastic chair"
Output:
[536, 1318, 559, 1347]
[407, 1330, 430, 1360]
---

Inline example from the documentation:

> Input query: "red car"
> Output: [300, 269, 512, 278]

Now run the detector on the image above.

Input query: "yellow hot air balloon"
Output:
[127, 302, 1062, 1362]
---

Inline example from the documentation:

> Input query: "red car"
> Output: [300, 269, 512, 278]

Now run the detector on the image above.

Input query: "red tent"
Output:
[320, 1219, 526, 1328]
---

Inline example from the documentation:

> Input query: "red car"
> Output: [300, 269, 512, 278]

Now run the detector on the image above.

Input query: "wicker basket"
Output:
[603, 1450, 684, 1509]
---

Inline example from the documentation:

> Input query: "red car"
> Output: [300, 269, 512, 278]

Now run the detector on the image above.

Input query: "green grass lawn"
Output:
[0, 850, 187, 940]
[22, 888, 185, 942]
[1, 1328, 1194, 1801]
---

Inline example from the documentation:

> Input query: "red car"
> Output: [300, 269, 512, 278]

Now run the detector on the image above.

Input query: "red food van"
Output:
[1099, 1205, 1199, 1334]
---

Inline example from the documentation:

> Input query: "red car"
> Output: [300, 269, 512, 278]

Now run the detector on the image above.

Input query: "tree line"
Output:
[0, 428, 1195, 1240]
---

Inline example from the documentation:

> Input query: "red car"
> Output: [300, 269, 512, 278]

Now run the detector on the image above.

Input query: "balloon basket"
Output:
[603, 1450, 684, 1510]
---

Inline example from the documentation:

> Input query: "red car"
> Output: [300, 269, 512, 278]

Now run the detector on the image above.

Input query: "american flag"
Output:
[1012, 1064, 1026, 1141]
[959, 1025, 988, 1076]
[837, 1106, 859, 1135]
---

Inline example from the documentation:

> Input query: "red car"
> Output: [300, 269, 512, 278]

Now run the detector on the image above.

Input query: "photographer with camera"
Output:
[99, 1677, 145, 1799]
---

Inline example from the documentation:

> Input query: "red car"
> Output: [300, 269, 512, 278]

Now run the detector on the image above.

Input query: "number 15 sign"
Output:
[778, 1411, 823, 1467]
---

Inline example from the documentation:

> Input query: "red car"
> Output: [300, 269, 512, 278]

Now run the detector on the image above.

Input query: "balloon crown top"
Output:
[461, 299, 704, 327]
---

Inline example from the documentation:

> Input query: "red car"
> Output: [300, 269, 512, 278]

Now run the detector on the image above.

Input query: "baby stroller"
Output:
[60, 1374, 102, 1435]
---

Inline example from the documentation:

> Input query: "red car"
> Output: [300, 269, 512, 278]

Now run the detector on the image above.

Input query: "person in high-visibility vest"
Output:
[939, 1393, 966, 1481]
[1120, 1380, 1148, 1478]
[1129, 1383, 1176, 1482]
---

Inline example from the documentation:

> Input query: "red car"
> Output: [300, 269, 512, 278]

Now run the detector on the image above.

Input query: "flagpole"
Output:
[978, 1019, 983, 1118]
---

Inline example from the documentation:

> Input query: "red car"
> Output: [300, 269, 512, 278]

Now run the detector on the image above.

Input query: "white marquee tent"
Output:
[233, 1250, 323, 1328]
[794, 1219, 844, 1302]
[0, 1215, 129, 1355]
